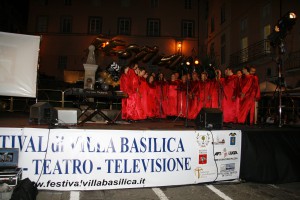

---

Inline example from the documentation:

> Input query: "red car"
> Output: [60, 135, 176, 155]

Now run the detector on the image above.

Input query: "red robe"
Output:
[155, 80, 168, 118]
[222, 75, 238, 123]
[210, 79, 223, 109]
[139, 77, 149, 118]
[177, 81, 187, 118]
[147, 82, 157, 118]
[167, 80, 179, 116]
[120, 71, 128, 120]
[126, 69, 146, 120]
[238, 74, 255, 124]
[188, 80, 211, 119]
[249, 75, 261, 124]
[188, 80, 199, 119]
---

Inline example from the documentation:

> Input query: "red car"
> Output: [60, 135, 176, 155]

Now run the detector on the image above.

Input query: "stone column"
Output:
[83, 45, 98, 89]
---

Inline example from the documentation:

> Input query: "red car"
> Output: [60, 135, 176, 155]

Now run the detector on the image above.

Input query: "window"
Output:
[182, 20, 194, 38]
[121, 0, 130, 7]
[89, 17, 102, 34]
[150, 0, 159, 8]
[118, 18, 131, 35]
[36, 16, 48, 33]
[147, 19, 160, 36]
[221, 3, 225, 24]
[64, 0, 72, 6]
[60, 16, 72, 33]
[58, 56, 68, 69]
[241, 18, 247, 34]
[184, 0, 192, 9]
[241, 37, 248, 62]
[262, 3, 271, 20]
[211, 17, 215, 33]
[210, 42, 215, 56]
[221, 34, 226, 64]
[37, 0, 48, 6]
[264, 24, 271, 53]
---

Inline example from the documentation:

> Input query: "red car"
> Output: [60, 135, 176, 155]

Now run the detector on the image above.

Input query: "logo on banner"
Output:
[196, 132, 211, 147]
[194, 167, 203, 178]
[229, 132, 236, 145]
[212, 136, 225, 145]
[219, 163, 237, 177]
[199, 154, 207, 164]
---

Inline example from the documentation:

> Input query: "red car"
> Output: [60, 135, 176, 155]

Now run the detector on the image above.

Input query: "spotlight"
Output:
[268, 11, 297, 47]
[194, 57, 199, 65]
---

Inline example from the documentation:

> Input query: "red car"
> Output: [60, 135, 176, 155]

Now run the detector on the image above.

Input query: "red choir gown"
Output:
[210, 79, 223, 109]
[155, 79, 168, 118]
[139, 76, 149, 118]
[237, 74, 255, 124]
[126, 68, 146, 120]
[167, 80, 179, 116]
[249, 75, 261, 124]
[147, 82, 157, 118]
[187, 79, 199, 119]
[188, 80, 211, 119]
[120, 71, 128, 120]
[177, 81, 187, 118]
[222, 75, 238, 123]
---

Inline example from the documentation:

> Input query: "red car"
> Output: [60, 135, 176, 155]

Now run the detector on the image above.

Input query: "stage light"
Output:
[268, 11, 297, 47]
[194, 58, 199, 65]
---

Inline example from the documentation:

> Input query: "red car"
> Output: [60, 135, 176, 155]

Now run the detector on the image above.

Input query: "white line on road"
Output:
[152, 188, 169, 200]
[206, 184, 233, 200]
[70, 191, 80, 200]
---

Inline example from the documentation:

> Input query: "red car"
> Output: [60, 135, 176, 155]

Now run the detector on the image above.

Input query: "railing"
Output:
[0, 89, 121, 112]
[229, 39, 273, 67]
[285, 50, 300, 72]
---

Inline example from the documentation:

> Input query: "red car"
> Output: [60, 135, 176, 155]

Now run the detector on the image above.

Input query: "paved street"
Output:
[36, 181, 300, 200]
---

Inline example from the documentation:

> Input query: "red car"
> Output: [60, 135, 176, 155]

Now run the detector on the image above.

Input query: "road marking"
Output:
[152, 188, 169, 200]
[206, 184, 233, 200]
[70, 191, 80, 200]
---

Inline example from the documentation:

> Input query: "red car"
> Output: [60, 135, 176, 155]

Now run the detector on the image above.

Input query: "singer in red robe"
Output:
[222, 68, 239, 123]
[120, 66, 130, 120]
[167, 73, 179, 117]
[177, 74, 188, 118]
[188, 72, 211, 119]
[187, 72, 199, 119]
[125, 64, 145, 121]
[155, 72, 168, 119]
[138, 67, 148, 119]
[147, 75, 157, 118]
[238, 66, 255, 124]
[249, 66, 261, 124]
[210, 69, 223, 109]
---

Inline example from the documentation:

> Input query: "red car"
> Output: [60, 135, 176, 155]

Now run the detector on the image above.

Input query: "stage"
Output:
[0, 111, 300, 186]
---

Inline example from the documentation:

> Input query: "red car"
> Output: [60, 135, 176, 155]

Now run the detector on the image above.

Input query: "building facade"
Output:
[27, 0, 207, 82]
[206, 0, 300, 88]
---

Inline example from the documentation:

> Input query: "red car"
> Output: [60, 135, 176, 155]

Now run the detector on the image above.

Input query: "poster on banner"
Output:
[0, 128, 241, 191]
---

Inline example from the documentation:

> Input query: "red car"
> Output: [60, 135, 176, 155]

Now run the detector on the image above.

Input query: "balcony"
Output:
[285, 50, 300, 72]
[229, 39, 273, 68]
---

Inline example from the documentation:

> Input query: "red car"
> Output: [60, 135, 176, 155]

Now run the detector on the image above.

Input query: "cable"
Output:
[209, 130, 219, 182]
[35, 128, 51, 186]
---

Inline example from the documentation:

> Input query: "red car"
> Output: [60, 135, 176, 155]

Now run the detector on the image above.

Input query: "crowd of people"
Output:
[119, 63, 261, 125]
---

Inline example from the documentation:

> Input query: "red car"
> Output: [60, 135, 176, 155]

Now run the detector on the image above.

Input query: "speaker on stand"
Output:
[195, 108, 223, 130]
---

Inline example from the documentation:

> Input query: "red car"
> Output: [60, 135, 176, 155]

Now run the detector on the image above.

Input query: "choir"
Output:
[120, 63, 260, 125]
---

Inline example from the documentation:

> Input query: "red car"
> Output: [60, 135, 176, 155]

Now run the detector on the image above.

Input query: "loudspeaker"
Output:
[29, 102, 53, 124]
[53, 107, 80, 125]
[195, 108, 223, 129]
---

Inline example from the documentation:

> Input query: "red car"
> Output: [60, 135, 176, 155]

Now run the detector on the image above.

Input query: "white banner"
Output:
[0, 128, 241, 190]
[0, 32, 40, 97]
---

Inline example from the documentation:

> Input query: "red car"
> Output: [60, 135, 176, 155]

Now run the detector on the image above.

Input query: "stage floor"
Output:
[0, 111, 299, 131]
